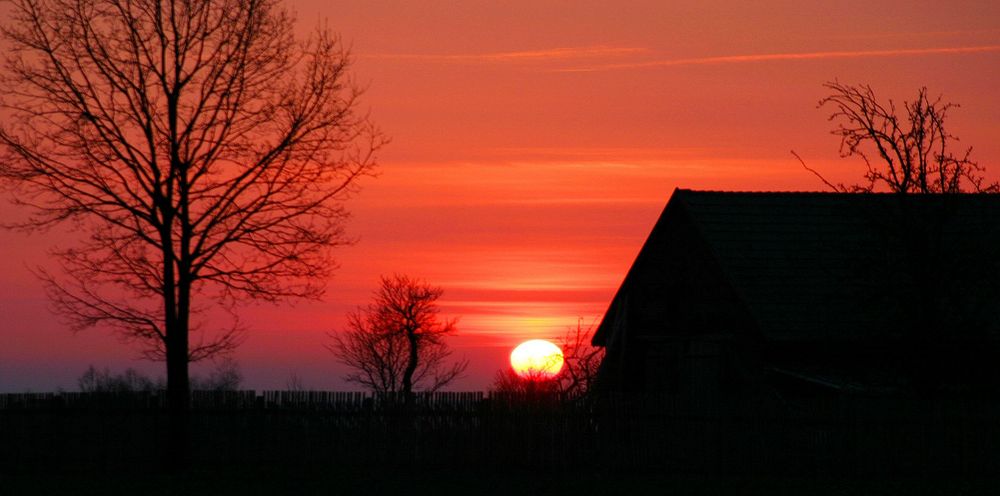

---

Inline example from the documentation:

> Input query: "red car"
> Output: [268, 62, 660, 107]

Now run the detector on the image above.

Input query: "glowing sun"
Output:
[510, 339, 564, 379]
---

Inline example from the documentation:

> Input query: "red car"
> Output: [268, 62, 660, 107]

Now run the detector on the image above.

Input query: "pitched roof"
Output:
[594, 189, 1000, 345]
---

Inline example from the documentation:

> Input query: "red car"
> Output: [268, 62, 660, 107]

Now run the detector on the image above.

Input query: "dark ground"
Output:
[3, 467, 1000, 496]
[5, 393, 1000, 494]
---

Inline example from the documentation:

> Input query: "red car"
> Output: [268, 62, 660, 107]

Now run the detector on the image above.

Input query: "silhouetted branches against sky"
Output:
[801, 81, 997, 194]
[330, 275, 467, 394]
[557, 319, 604, 399]
[0, 0, 385, 389]
[490, 320, 603, 398]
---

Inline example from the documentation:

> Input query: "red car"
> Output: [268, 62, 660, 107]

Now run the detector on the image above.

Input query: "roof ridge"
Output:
[678, 189, 873, 195]
[676, 189, 1000, 196]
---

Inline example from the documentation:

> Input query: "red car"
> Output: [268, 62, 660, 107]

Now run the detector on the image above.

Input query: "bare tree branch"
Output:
[556, 318, 605, 399]
[798, 81, 997, 194]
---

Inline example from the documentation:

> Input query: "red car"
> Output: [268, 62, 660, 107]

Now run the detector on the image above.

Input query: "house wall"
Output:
[600, 203, 757, 395]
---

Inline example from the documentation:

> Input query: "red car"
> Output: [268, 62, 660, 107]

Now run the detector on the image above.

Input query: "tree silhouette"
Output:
[78, 365, 160, 393]
[557, 319, 604, 399]
[330, 275, 467, 395]
[491, 320, 603, 398]
[0, 0, 384, 419]
[190, 357, 243, 392]
[490, 367, 560, 396]
[797, 81, 997, 193]
[77, 358, 242, 392]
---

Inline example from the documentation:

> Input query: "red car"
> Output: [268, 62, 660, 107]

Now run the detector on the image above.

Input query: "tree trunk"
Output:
[162, 224, 191, 470]
[402, 328, 419, 397]
[165, 301, 190, 471]
[166, 323, 190, 409]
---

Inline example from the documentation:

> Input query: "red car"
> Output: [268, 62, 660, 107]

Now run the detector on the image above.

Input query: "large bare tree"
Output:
[0, 0, 385, 413]
[330, 275, 467, 395]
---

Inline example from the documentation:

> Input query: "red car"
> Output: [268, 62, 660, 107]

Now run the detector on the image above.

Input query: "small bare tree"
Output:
[329, 275, 468, 395]
[490, 367, 559, 396]
[797, 81, 997, 193]
[491, 320, 604, 398]
[0, 0, 385, 417]
[190, 358, 243, 392]
[556, 319, 604, 399]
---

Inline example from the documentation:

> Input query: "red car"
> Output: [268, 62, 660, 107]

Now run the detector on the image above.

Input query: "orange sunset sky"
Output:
[1, 0, 999, 391]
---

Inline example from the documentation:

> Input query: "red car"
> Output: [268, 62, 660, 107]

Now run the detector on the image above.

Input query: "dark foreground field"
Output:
[5, 468, 1000, 496]
[4, 391, 1000, 494]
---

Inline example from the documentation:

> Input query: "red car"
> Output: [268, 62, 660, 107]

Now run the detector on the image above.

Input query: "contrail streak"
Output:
[557, 45, 1000, 72]
[364, 46, 646, 63]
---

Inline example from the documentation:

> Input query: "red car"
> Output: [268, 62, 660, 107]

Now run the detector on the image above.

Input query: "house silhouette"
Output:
[593, 189, 1000, 398]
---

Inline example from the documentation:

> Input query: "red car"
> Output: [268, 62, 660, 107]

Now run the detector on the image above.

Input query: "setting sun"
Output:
[509, 339, 564, 379]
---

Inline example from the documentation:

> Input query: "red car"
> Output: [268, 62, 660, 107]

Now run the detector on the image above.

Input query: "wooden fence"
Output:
[2, 391, 999, 476]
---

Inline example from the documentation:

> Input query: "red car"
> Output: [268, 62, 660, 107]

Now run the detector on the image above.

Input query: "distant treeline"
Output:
[75, 360, 243, 393]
